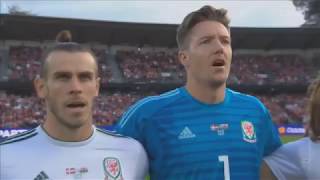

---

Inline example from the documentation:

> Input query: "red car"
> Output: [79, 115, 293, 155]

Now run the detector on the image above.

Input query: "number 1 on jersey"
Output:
[218, 155, 230, 180]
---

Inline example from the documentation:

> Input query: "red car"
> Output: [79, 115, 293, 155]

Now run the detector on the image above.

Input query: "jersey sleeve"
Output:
[115, 103, 145, 143]
[0, 148, 9, 180]
[131, 141, 149, 179]
[261, 107, 282, 156]
[264, 140, 306, 180]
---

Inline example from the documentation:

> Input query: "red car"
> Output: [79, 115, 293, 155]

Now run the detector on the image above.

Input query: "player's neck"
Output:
[185, 80, 226, 104]
[42, 117, 94, 142]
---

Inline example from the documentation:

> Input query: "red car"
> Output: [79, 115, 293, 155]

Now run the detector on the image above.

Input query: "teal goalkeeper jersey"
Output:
[116, 87, 281, 180]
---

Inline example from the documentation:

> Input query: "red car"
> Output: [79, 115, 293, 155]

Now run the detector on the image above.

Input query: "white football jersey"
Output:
[0, 126, 148, 180]
[264, 137, 320, 180]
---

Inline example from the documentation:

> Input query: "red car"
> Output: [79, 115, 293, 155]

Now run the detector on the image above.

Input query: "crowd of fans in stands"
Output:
[0, 92, 142, 128]
[1, 45, 318, 128]
[91, 48, 113, 83]
[8, 46, 42, 80]
[0, 91, 307, 128]
[7, 46, 113, 82]
[257, 94, 307, 125]
[116, 50, 317, 85]
[230, 54, 316, 85]
[117, 50, 184, 82]
[6, 46, 317, 85]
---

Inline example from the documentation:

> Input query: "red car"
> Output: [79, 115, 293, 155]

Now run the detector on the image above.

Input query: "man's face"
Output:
[35, 51, 100, 129]
[179, 20, 232, 87]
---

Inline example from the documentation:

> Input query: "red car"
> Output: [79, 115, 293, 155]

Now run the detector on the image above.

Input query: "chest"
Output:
[154, 110, 262, 145]
[145, 111, 264, 179]
[4, 146, 135, 180]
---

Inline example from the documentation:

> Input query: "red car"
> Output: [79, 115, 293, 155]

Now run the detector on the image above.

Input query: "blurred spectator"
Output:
[7, 46, 317, 85]
[116, 50, 184, 82]
[92, 48, 113, 83]
[8, 46, 114, 82]
[8, 46, 42, 80]
[0, 92, 307, 128]
[116, 50, 317, 85]
[3, 45, 316, 128]
[229, 54, 316, 85]
[256, 94, 307, 125]
[0, 92, 144, 128]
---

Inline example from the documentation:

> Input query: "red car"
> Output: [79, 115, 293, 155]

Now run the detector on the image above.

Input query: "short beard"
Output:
[46, 97, 89, 130]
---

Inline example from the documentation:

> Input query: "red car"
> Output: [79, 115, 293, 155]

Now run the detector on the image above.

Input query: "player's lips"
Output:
[212, 58, 226, 67]
[65, 101, 87, 110]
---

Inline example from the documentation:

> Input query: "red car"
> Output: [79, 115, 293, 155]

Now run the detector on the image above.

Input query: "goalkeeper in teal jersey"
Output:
[116, 5, 281, 180]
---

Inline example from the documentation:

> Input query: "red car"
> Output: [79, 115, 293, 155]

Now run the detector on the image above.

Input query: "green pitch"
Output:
[281, 135, 303, 144]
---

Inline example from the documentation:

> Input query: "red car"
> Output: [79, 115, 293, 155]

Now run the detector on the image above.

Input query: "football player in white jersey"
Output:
[0, 31, 148, 180]
[261, 77, 320, 180]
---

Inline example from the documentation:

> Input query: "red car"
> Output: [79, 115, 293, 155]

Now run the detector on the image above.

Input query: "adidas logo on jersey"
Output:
[178, 127, 196, 139]
[34, 171, 50, 180]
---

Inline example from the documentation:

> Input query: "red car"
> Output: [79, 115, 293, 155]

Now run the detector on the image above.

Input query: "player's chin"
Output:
[211, 74, 228, 84]
[208, 78, 227, 87]
[66, 113, 90, 126]
[209, 73, 228, 84]
[66, 118, 89, 129]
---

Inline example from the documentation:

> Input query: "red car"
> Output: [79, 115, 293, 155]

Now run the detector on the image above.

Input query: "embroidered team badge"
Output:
[103, 157, 123, 180]
[241, 121, 257, 143]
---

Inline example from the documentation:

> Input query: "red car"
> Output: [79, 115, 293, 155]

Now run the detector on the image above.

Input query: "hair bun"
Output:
[55, 30, 72, 43]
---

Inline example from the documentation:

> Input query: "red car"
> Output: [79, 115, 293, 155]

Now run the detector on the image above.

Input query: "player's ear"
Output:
[34, 77, 47, 98]
[178, 50, 190, 69]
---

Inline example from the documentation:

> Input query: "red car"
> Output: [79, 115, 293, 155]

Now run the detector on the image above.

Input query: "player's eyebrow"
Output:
[198, 35, 230, 41]
[78, 71, 95, 79]
[53, 71, 71, 78]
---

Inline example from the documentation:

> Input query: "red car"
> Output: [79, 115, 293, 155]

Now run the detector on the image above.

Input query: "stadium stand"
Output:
[5, 45, 317, 86]
[229, 54, 316, 85]
[8, 46, 42, 80]
[0, 92, 307, 128]
[116, 50, 184, 82]
[1, 15, 320, 129]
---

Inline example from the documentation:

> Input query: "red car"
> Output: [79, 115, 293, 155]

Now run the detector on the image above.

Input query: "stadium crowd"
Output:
[8, 46, 42, 80]
[0, 91, 142, 128]
[6, 46, 317, 85]
[116, 50, 316, 85]
[0, 45, 317, 128]
[257, 94, 307, 125]
[7, 46, 114, 82]
[230, 54, 316, 85]
[116, 50, 184, 82]
[91, 48, 114, 83]
[0, 91, 307, 128]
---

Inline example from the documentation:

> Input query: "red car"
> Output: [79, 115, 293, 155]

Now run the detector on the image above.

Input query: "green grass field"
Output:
[281, 135, 303, 143]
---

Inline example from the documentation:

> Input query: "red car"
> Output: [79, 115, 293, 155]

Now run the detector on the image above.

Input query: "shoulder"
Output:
[265, 138, 309, 167]
[95, 127, 146, 154]
[228, 89, 263, 105]
[133, 88, 181, 110]
[96, 127, 126, 138]
[96, 127, 143, 146]
[264, 138, 308, 180]
[228, 89, 268, 113]
[280, 137, 312, 152]
[0, 128, 38, 146]
[271, 137, 308, 159]
[309, 138, 320, 149]
[121, 88, 181, 118]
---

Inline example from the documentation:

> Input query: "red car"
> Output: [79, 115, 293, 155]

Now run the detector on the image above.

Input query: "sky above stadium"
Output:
[1, 0, 305, 27]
